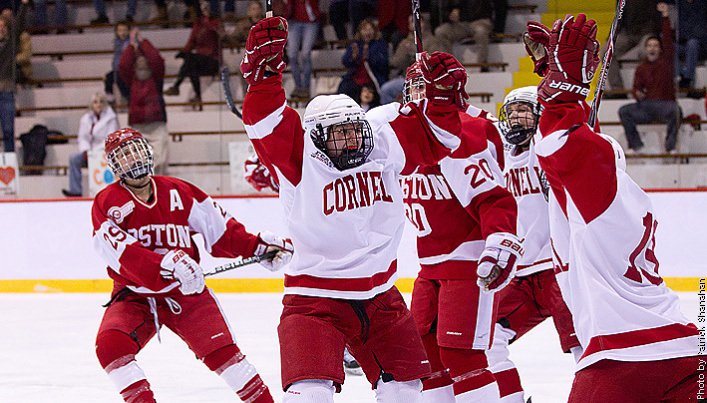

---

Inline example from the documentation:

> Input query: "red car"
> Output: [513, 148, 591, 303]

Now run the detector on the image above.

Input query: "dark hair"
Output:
[645, 35, 662, 48]
[115, 20, 131, 31]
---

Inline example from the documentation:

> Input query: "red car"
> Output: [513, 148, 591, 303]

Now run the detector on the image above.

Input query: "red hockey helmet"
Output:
[403, 61, 426, 104]
[105, 128, 154, 180]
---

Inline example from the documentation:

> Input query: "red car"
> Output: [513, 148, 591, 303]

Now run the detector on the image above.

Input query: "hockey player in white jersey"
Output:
[486, 87, 582, 402]
[523, 14, 700, 401]
[239, 16, 495, 402]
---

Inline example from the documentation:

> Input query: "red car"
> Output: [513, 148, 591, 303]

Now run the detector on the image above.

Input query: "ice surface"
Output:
[0, 293, 699, 402]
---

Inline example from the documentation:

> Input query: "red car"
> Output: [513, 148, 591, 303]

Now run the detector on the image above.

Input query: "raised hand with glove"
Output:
[525, 14, 600, 104]
[240, 16, 288, 86]
[477, 232, 524, 293]
[160, 249, 205, 295]
[419, 51, 469, 109]
[255, 231, 293, 272]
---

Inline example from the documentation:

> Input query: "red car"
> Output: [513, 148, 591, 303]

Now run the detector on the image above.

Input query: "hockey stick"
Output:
[588, 0, 626, 128]
[221, 0, 275, 120]
[411, 0, 424, 60]
[204, 250, 279, 277]
[221, 66, 242, 119]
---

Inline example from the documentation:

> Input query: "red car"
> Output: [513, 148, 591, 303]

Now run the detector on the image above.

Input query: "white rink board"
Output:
[0, 191, 706, 279]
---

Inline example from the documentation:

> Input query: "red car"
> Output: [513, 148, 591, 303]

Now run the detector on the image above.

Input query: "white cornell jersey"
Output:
[241, 77, 463, 299]
[503, 145, 553, 276]
[535, 101, 698, 371]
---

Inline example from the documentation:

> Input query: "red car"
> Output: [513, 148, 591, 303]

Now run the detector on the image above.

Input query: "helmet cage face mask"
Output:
[107, 138, 155, 180]
[403, 63, 426, 104]
[499, 100, 541, 146]
[311, 118, 374, 171]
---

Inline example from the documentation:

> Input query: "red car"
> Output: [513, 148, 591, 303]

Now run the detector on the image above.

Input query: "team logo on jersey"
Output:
[107, 201, 135, 224]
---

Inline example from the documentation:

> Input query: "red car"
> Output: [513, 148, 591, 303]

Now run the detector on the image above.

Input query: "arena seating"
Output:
[7, 0, 706, 198]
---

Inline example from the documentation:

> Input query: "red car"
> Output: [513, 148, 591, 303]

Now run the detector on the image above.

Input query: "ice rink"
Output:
[1, 292, 700, 402]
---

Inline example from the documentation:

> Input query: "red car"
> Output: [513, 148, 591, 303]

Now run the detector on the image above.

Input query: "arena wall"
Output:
[1, 190, 704, 292]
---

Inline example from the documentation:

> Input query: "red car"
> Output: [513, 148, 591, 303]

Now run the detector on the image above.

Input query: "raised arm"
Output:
[240, 17, 304, 188]
[526, 14, 619, 223]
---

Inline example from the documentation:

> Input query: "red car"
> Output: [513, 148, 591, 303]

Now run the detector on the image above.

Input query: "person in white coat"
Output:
[62, 93, 119, 197]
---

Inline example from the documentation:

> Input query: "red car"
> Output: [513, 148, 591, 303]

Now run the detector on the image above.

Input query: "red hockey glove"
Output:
[255, 231, 293, 272]
[477, 233, 523, 293]
[523, 20, 551, 76]
[420, 51, 469, 109]
[160, 250, 205, 295]
[538, 14, 600, 104]
[240, 17, 288, 85]
[244, 154, 279, 192]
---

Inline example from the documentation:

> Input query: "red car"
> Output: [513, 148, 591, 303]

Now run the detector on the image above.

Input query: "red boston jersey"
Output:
[92, 176, 259, 294]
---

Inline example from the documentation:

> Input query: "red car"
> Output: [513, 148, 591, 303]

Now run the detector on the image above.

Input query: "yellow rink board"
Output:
[0, 277, 702, 293]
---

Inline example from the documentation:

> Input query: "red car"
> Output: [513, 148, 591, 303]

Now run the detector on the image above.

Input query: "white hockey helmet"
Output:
[303, 94, 374, 170]
[499, 86, 542, 146]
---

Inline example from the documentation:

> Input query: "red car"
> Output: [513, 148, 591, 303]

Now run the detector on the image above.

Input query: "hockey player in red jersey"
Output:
[92, 128, 293, 403]
[486, 86, 582, 402]
[400, 61, 523, 403]
[239, 15, 512, 402]
[524, 14, 701, 401]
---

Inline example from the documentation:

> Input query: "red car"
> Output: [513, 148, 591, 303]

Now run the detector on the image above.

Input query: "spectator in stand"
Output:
[358, 84, 380, 112]
[492, 0, 507, 35]
[9, 6, 33, 87]
[164, 0, 222, 109]
[119, 28, 170, 173]
[104, 20, 131, 105]
[328, 0, 376, 41]
[376, 0, 409, 49]
[606, 0, 660, 96]
[0, 0, 27, 152]
[672, 0, 707, 89]
[91, 0, 136, 25]
[62, 93, 119, 197]
[152, 0, 198, 27]
[434, 0, 496, 68]
[33, 0, 67, 34]
[284, 0, 321, 99]
[619, 2, 681, 154]
[208, 0, 235, 19]
[337, 19, 388, 100]
[223, 0, 263, 47]
[380, 14, 444, 104]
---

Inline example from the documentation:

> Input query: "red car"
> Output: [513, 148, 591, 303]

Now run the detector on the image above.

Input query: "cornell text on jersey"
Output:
[323, 171, 393, 216]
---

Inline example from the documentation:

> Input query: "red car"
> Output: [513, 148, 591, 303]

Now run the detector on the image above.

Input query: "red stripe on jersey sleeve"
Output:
[537, 102, 618, 224]
[243, 76, 304, 187]
[284, 261, 397, 292]
[580, 322, 699, 360]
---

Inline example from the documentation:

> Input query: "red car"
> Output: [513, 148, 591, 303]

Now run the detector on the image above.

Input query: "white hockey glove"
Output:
[477, 233, 524, 293]
[255, 231, 293, 272]
[160, 250, 205, 295]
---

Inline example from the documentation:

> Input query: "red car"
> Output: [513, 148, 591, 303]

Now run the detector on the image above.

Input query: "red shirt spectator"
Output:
[285, 0, 321, 22]
[183, 16, 222, 61]
[119, 39, 166, 125]
[632, 16, 675, 101]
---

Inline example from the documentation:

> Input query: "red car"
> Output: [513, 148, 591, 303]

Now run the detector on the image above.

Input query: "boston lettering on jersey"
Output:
[322, 171, 393, 216]
[126, 224, 192, 249]
[399, 172, 454, 200]
[504, 166, 543, 198]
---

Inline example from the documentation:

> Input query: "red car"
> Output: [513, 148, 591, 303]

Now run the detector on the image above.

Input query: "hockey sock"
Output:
[375, 378, 423, 403]
[494, 368, 524, 402]
[439, 346, 500, 402]
[420, 333, 455, 403]
[283, 380, 336, 403]
[120, 379, 156, 403]
[204, 345, 274, 403]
